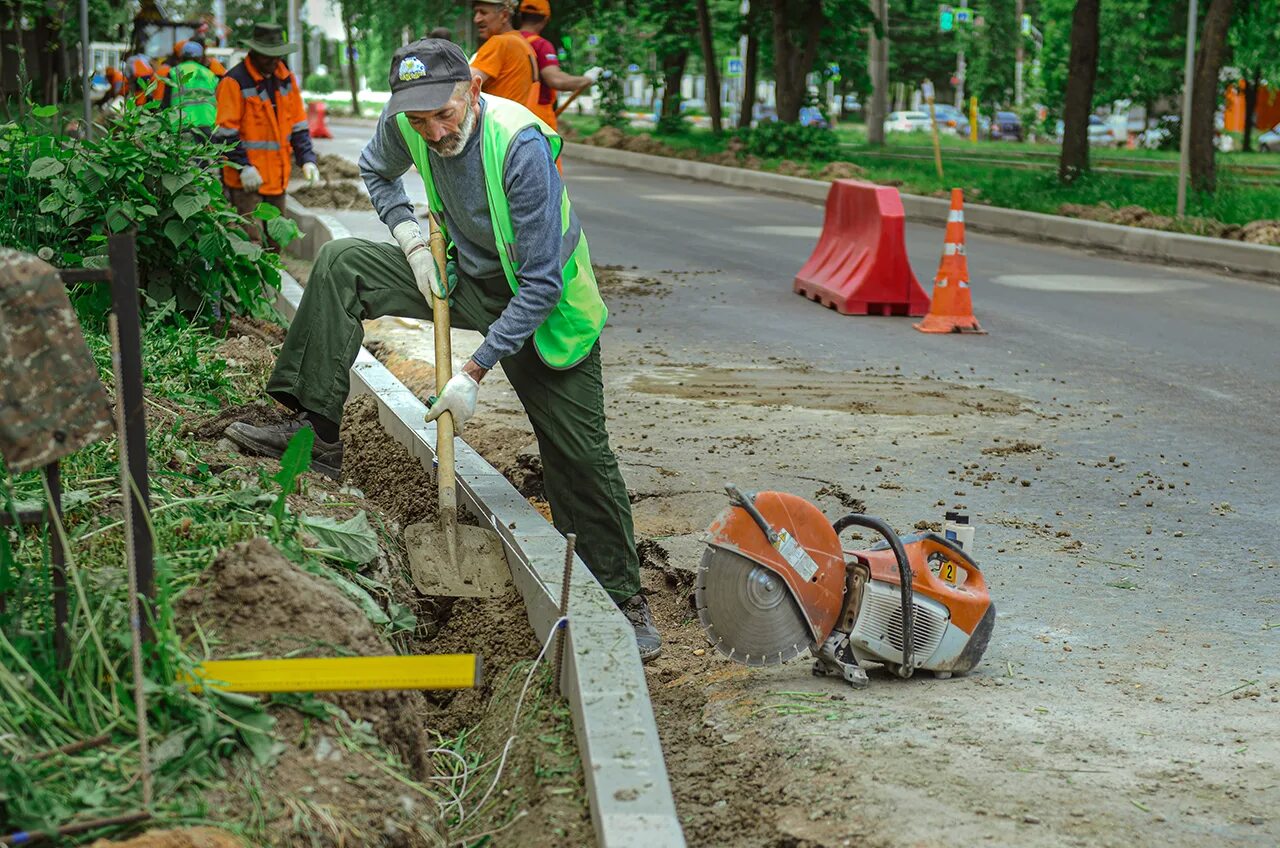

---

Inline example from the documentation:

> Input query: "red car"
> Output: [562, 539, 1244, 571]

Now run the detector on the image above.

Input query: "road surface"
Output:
[313, 125, 1280, 847]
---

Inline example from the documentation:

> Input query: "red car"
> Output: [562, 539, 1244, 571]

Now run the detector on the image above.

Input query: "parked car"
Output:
[1260, 122, 1280, 153]
[931, 103, 970, 136]
[1088, 115, 1120, 147]
[989, 111, 1023, 141]
[884, 110, 932, 133]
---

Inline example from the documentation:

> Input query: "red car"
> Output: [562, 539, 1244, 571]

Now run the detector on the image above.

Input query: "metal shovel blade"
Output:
[405, 521, 511, 598]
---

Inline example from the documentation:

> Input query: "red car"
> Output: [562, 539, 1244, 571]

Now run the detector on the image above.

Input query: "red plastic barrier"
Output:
[307, 101, 333, 139]
[793, 180, 930, 316]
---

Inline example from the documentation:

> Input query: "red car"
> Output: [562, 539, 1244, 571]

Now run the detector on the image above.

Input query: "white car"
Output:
[1258, 123, 1280, 153]
[884, 111, 932, 133]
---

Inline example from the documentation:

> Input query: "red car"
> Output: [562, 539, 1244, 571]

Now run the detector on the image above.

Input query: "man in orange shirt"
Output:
[517, 0, 598, 129]
[469, 0, 539, 107]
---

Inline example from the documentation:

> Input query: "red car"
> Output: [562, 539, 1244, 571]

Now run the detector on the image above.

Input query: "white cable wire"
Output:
[459, 615, 567, 827]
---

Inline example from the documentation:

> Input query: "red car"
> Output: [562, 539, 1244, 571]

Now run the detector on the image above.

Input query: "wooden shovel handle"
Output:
[426, 215, 456, 518]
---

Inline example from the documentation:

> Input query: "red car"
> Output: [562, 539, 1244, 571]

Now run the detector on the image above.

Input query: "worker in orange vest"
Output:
[516, 0, 599, 129]
[213, 23, 321, 244]
[470, 0, 540, 109]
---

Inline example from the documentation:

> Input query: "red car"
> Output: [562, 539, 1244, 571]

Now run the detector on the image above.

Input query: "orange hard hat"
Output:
[520, 0, 551, 17]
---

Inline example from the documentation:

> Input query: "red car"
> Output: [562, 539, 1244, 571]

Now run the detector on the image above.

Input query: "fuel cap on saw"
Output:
[696, 547, 814, 665]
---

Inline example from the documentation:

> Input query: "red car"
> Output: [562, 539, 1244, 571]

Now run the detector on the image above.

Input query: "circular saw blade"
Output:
[695, 546, 813, 667]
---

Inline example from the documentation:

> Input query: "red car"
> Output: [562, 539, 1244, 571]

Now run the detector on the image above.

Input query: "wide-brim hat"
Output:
[386, 39, 474, 115]
[244, 23, 297, 57]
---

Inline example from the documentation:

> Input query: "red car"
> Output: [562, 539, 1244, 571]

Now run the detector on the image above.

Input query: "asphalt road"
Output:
[315, 124, 1279, 844]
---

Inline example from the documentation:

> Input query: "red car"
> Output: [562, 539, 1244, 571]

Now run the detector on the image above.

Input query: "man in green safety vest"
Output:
[161, 40, 219, 140]
[223, 39, 661, 661]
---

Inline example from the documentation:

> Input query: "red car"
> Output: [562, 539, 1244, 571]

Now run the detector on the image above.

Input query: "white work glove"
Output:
[582, 66, 603, 84]
[392, 220, 445, 302]
[239, 165, 263, 192]
[425, 372, 479, 429]
[302, 161, 320, 184]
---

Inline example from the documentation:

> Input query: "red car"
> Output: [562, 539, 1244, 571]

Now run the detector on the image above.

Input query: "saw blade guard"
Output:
[702, 491, 847, 644]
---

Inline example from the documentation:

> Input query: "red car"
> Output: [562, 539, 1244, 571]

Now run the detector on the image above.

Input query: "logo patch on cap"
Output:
[398, 56, 427, 81]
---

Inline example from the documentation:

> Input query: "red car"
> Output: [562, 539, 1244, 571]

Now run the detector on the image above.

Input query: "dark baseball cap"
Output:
[386, 39, 473, 115]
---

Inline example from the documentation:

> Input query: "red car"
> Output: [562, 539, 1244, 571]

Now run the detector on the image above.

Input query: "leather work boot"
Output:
[224, 414, 344, 480]
[618, 593, 662, 663]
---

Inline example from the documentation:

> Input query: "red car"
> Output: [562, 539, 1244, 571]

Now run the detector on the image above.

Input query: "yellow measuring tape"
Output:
[183, 654, 481, 694]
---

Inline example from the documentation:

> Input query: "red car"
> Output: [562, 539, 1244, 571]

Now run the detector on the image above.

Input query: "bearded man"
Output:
[223, 39, 661, 661]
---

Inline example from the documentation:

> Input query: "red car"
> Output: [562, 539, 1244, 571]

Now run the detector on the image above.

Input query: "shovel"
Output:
[404, 215, 510, 598]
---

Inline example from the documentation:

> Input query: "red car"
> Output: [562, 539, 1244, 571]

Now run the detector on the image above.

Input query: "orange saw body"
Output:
[697, 486, 995, 686]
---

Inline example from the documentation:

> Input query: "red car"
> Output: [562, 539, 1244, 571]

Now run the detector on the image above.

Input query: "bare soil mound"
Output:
[340, 394, 438, 525]
[290, 180, 374, 211]
[177, 537, 432, 773]
[317, 152, 362, 180]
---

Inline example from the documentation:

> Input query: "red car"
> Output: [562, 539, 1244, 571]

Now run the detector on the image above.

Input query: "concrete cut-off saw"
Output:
[695, 485, 996, 687]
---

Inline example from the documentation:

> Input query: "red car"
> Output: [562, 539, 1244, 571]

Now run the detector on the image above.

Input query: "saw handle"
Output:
[832, 514, 916, 677]
[918, 533, 988, 595]
[724, 484, 778, 544]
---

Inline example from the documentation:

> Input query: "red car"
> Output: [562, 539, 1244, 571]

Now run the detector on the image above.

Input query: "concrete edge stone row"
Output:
[281, 200, 688, 848]
[564, 142, 1280, 282]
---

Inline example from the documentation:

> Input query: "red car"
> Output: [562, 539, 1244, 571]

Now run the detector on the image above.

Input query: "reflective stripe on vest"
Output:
[395, 95, 606, 370]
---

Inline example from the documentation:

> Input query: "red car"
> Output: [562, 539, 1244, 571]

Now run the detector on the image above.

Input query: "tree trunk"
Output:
[694, 0, 721, 132]
[737, 12, 759, 129]
[1189, 0, 1235, 194]
[342, 13, 360, 117]
[771, 0, 823, 123]
[866, 0, 888, 146]
[659, 48, 688, 127]
[1242, 73, 1260, 153]
[1057, 0, 1100, 184]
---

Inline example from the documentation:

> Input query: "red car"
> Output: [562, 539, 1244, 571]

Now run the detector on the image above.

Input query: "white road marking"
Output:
[570, 175, 625, 182]
[991, 274, 1207, 294]
[639, 193, 751, 203]
[737, 225, 822, 238]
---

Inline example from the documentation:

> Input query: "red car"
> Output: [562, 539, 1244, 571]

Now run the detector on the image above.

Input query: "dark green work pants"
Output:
[267, 237, 641, 602]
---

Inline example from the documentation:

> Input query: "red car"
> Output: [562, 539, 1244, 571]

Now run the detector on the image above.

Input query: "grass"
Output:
[0, 302, 439, 841]
[562, 115, 1280, 230]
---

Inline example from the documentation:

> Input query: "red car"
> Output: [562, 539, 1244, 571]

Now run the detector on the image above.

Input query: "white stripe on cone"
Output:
[948, 210, 965, 223]
[944, 243, 966, 255]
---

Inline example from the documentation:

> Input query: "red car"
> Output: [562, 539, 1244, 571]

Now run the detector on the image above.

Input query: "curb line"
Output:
[281, 200, 687, 848]
[565, 142, 1280, 282]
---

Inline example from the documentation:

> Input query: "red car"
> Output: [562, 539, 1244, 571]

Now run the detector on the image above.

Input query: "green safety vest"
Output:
[169, 60, 218, 128]
[396, 94, 607, 370]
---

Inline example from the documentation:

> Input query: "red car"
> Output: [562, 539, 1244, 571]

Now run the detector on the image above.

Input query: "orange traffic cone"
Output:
[914, 189, 986, 335]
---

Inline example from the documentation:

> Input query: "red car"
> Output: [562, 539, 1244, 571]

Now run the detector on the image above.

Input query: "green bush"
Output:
[304, 72, 335, 94]
[0, 100, 297, 319]
[734, 121, 842, 162]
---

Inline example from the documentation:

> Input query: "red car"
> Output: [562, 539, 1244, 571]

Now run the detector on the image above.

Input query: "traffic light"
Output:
[940, 4, 955, 32]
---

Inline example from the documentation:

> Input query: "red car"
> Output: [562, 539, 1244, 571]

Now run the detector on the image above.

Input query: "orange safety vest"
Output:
[214, 57, 308, 196]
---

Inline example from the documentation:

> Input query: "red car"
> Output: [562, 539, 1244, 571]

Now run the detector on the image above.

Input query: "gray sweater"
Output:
[358, 99, 568, 370]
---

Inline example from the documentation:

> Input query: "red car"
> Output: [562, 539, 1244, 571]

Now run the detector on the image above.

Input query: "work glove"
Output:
[302, 161, 321, 184]
[239, 165, 263, 192]
[391, 220, 445, 302]
[445, 258, 459, 298]
[425, 372, 479, 429]
[582, 66, 603, 84]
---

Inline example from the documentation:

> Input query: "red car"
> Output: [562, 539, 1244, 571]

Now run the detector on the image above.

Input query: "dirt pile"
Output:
[817, 161, 866, 180]
[177, 537, 433, 771]
[1058, 202, 1280, 245]
[584, 126, 625, 148]
[341, 394, 438, 525]
[593, 264, 667, 298]
[317, 152, 362, 180]
[774, 159, 811, 177]
[290, 180, 374, 211]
